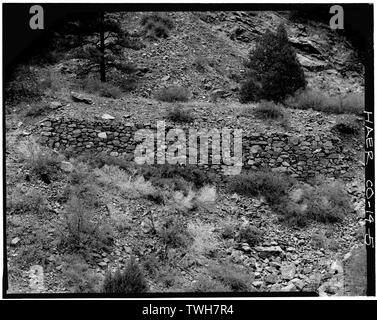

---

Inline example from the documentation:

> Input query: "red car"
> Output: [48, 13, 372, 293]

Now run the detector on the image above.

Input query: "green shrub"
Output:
[103, 257, 149, 293]
[240, 23, 306, 103]
[253, 100, 286, 120]
[155, 85, 189, 102]
[334, 115, 360, 134]
[81, 77, 122, 98]
[238, 225, 263, 246]
[167, 105, 194, 123]
[229, 170, 293, 206]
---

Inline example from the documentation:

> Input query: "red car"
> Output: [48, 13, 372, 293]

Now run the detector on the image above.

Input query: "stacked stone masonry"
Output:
[37, 117, 353, 180]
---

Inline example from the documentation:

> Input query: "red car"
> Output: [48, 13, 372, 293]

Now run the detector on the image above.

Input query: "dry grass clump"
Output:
[229, 169, 294, 206]
[167, 104, 194, 123]
[60, 254, 103, 293]
[168, 185, 217, 212]
[253, 100, 286, 120]
[187, 221, 220, 257]
[155, 85, 190, 102]
[238, 225, 263, 246]
[18, 139, 61, 180]
[189, 276, 231, 292]
[94, 165, 157, 199]
[158, 216, 193, 249]
[81, 77, 122, 99]
[280, 180, 352, 226]
[333, 114, 361, 134]
[210, 263, 252, 292]
[102, 257, 149, 293]
[285, 88, 364, 115]
[7, 185, 48, 215]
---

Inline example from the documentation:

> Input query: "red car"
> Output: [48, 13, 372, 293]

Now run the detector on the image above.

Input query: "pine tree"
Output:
[59, 11, 141, 82]
[240, 23, 306, 102]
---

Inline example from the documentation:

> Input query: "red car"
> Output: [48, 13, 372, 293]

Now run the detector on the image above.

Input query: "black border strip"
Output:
[2, 2, 374, 299]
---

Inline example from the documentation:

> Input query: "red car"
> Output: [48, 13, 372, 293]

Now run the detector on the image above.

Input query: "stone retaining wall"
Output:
[37, 117, 353, 180]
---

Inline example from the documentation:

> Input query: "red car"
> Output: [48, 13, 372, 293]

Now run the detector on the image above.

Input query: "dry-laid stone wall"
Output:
[37, 117, 353, 180]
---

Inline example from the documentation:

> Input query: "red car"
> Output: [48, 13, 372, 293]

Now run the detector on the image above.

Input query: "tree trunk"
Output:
[99, 11, 106, 82]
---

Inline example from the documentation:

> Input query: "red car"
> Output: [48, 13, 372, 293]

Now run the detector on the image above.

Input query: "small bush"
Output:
[334, 115, 360, 134]
[341, 93, 364, 115]
[25, 103, 50, 117]
[141, 253, 160, 277]
[170, 189, 196, 212]
[7, 186, 47, 215]
[18, 139, 61, 179]
[220, 222, 236, 239]
[277, 200, 309, 227]
[229, 170, 293, 206]
[81, 77, 122, 99]
[141, 13, 174, 39]
[193, 56, 208, 72]
[61, 254, 102, 293]
[141, 13, 174, 29]
[102, 257, 149, 293]
[278, 181, 351, 226]
[159, 216, 192, 248]
[285, 89, 364, 116]
[155, 85, 189, 102]
[210, 263, 251, 292]
[305, 181, 351, 223]
[238, 225, 263, 246]
[61, 195, 112, 251]
[311, 233, 327, 249]
[139, 164, 216, 190]
[285, 88, 339, 112]
[187, 221, 219, 257]
[167, 105, 194, 123]
[5, 65, 42, 105]
[239, 79, 262, 103]
[195, 186, 217, 206]
[94, 165, 157, 199]
[253, 100, 286, 120]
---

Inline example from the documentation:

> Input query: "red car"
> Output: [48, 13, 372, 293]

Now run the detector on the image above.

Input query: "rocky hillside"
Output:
[5, 10, 366, 296]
